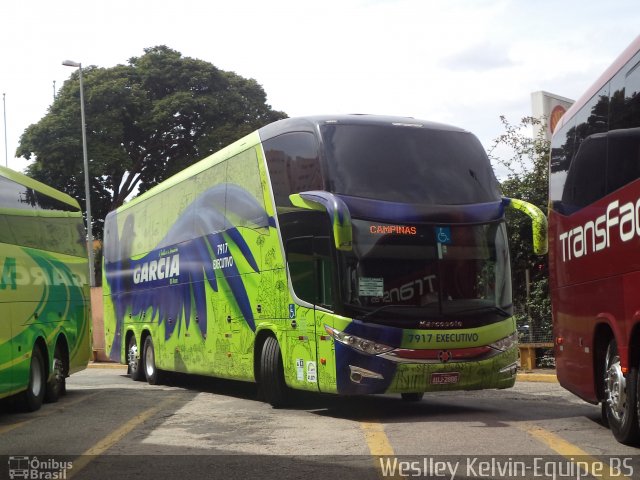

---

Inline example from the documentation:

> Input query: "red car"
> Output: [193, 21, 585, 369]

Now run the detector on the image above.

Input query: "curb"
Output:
[516, 372, 558, 383]
[87, 362, 127, 369]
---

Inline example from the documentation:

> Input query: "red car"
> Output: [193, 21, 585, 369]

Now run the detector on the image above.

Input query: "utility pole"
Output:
[62, 60, 95, 287]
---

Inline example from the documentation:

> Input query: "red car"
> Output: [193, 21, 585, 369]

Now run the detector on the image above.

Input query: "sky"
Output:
[2, 0, 639, 178]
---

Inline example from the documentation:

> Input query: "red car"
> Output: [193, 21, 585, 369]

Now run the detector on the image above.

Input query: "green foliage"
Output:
[488, 116, 551, 342]
[17, 46, 287, 238]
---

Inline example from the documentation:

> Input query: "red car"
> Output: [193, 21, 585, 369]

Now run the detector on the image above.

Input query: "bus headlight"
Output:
[324, 325, 394, 355]
[490, 332, 518, 352]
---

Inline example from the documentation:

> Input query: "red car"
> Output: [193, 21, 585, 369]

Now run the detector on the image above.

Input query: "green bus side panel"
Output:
[103, 140, 322, 386]
[0, 245, 91, 399]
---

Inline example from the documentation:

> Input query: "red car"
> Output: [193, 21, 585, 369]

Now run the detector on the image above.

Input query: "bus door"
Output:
[285, 236, 334, 391]
[312, 236, 335, 393]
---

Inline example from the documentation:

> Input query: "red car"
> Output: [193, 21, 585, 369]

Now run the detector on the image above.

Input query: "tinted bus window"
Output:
[559, 85, 609, 211]
[607, 128, 640, 193]
[0, 175, 84, 256]
[561, 133, 607, 209]
[320, 124, 500, 204]
[625, 55, 640, 126]
[0, 176, 77, 212]
[263, 133, 323, 208]
[549, 119, 575, 211]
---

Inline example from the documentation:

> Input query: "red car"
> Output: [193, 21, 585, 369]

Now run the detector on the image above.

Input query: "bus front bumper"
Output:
[335, 345, 519, 395]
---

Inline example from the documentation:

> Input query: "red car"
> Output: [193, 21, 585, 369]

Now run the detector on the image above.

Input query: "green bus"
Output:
[0, 166, 92, 411]
[103, 115, 546, 406]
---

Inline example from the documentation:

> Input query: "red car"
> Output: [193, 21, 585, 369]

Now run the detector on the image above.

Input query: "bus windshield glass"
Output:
[320, 123, 500, 203]
[339, 220, 512, 321]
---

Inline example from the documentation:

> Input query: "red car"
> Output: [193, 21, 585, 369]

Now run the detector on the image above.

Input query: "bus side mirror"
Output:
[502, 197, 548, 255]
[289, 191, 353, 251]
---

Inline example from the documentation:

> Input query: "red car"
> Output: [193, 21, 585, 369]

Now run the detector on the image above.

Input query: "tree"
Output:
[488, 116, 550, 342]
[17, 46, 287, 239]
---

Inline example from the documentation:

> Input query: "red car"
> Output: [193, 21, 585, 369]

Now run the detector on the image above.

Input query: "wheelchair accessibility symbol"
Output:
[436, 226, 452, 245]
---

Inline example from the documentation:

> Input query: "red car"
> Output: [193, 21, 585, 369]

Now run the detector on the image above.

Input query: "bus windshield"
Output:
[320, 123, 500, 203]
[339, 219, 512, 323]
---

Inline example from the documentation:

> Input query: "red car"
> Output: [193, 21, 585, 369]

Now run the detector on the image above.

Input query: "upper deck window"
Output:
[263, 132, 323, 208]
[0, 176, 78, 212]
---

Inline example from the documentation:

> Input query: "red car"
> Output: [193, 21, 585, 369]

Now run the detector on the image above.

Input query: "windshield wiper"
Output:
[358, 303, 436, 321]
[443, 305, 512, 318]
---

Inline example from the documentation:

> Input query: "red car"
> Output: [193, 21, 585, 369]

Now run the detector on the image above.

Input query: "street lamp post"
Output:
[62, 60, 95, 287]
[3, 93, 7, 167]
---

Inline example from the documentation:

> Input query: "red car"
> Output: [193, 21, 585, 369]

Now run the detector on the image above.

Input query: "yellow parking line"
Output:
[68, 395, 180, 478]
[0, 419, 31, 436]
[87, 362, 127, 370]
[361, 421, 395, 456]
[361, 421, 397, 479]
[516, 373, 558, 383]
[522, 423, 631, 480]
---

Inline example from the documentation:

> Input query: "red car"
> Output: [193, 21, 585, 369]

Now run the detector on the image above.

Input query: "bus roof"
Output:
[258, 114, 468, 141]
[554, 34, 640, 135]
[114, 115, 470, 215]
[0, 165, 80, 210]
[116, 114, 476, 216]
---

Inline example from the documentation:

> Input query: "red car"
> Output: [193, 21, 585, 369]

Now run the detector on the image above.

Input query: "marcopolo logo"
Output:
[558, 199, 640, 262]
[8, 456, 73, 480]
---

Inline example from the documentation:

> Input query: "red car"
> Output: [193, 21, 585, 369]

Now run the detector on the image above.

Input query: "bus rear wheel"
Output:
[20, 347, 46, 412]
[127, 335, 144, 381]
[602, 339, 640, 445]
[143, 336, 164, 385]
[260, 336, 288, 408]
[44, 344, 67, 403]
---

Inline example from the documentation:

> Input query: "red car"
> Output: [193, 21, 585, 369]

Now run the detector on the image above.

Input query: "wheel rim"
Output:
[128, 342, 139, 373]
[52, 357, 64, 386]
[605, 351, 627, 422]
[145, 344, 155, 378]
[31, 356, 43, 397]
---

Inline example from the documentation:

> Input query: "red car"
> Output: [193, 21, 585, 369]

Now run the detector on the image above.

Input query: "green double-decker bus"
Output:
[103, 115, 547, 406]
[0, 166, 91, 411]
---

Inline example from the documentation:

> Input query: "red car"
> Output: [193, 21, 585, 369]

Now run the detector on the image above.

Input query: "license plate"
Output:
[430, 372, 460, 385]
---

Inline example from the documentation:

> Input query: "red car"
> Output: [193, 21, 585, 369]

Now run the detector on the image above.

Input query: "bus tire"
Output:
[401, 392, 424, 402]
[260, 336, 288, 408]
[44, 344, 66, 403]
[21, 347, 46, 412]
[128, 335, 144, 381]
[143, 336, 163, 385]
[602, 339, 640, 445]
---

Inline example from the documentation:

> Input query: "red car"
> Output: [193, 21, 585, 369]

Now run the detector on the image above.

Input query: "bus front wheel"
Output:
[260, 336, 288, 408]
[127, 335, 144, 381]
[21, 347, 46, 412]
[602, 339, 640, 445]
[143, 336, 163, 385]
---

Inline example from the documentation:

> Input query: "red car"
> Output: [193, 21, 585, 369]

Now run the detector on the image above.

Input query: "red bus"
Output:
[549, 34, 640, 445]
